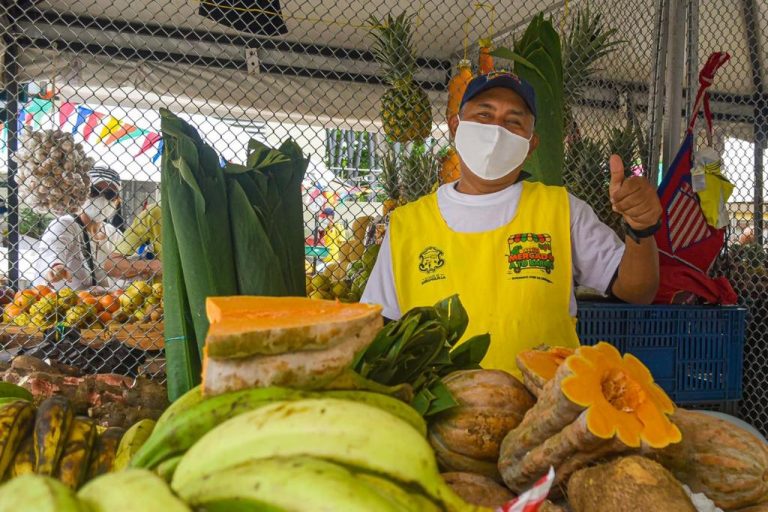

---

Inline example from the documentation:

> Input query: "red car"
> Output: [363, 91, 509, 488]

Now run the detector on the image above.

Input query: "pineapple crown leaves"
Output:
[562, 6, 623, 104]
[368, 12, 419, 85]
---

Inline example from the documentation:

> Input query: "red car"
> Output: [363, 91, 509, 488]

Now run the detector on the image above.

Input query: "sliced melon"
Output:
[204, 296, 382, 359]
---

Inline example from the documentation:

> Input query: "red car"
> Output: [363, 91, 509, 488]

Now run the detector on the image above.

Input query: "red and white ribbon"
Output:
[496, 467, 555, 512]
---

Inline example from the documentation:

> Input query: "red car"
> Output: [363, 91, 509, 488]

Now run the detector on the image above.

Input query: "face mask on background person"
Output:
[454, 119, 532, 181]
[83, 196, 117, 223]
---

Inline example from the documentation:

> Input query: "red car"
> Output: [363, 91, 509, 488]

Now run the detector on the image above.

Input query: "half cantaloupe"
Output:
[202, 296, 383, 396]
[205, 296, 383, 358]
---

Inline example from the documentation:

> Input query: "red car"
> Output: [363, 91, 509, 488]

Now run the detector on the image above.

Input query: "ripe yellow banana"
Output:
[0, 399, 36, 479]
[33, 396, 74, 475]
[178, 456, 401, 511]
[172, 398, 485, 512]
[113, 419, 156, 471]
[86, 427, 124, 479]
[0, 474, 86, 512]
[357, 472, 443, 512]
[10, 434, 36, 477]
[55, 417, 97, 489]
[78, 468, 190, 512]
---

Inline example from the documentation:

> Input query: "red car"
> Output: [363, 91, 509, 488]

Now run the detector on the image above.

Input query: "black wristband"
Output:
[623, 218, 662, 243]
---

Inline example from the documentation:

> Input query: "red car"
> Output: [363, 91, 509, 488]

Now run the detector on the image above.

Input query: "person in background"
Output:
[105, 202, 162, 280]
[35, 168, 155, 291]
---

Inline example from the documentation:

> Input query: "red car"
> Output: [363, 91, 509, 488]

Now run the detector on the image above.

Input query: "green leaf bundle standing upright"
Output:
[492, 15, 564, 186]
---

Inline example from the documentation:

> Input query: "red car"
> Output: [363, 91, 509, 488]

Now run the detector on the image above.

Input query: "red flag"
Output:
[83, 111, 106, 141]
[653, 52, 736, 305]
[136, 132, 162, 156]
[58, 102, 77, 127]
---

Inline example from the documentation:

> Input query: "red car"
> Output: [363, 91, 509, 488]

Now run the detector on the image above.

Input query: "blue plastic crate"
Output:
[576, 302, 746, 404]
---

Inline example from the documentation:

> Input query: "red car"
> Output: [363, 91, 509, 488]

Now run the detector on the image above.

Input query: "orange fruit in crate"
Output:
[98, 295, 120, 314]
[4, 304, 24, 320]
[34, 285, 54, 297]
[97, 311, 113, 326]
[13, 290, 39, 310]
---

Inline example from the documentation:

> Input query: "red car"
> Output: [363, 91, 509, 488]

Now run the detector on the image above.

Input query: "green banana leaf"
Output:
[160, 110, 238, 353]
[227, 178, 287, 296]
[491, 15, 565, 186]
[161, 126, 201, 401]
[353, 295, 488, 417]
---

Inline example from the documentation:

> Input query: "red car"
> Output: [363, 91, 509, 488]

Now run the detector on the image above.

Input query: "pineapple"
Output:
[399, 143, 440, 203]
[379, 147, 401, 214]
[369, 13, 433, 143]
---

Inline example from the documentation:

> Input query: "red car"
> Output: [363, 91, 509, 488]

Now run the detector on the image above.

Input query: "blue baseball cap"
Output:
[459, 71, 537, 119]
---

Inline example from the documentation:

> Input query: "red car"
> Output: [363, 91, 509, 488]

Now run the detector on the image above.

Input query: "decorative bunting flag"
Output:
[59, 102, 77, 127]
[26, 99, 52, 129]
[151, 139, 164, 163]
[72, 106, 94, 134]
[83, 111, 107, 141]
[98, 116, 122, 142]
[104, 124, 140, 146]
[136, 132, 162, 156]
[115, 128, 148, 145]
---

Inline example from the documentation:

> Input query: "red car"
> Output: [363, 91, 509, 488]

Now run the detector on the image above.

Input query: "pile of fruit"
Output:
[307, 244, 380, 302]
[2, 282, 163, 331]
[0, 386, 129, 491]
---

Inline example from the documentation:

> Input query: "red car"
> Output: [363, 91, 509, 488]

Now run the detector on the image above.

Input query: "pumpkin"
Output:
[428, 370, 534, 479]
[478, 39, 494, 74]
[516, 345, 575, 397]
[652, 409, 768, 510]
[439, 147, 462, 184]
[202, 296, 382, 395]
[568, 455, 696, 512]
[499, 342, 681, 493]
[446, 60, 473, 120]
[441, 472, 515, 508]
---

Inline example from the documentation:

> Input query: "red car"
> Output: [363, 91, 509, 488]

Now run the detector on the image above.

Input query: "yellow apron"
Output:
[389, 181, 580, 378]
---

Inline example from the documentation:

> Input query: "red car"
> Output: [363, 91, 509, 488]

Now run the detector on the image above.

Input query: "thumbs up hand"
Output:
[609, 155, 662, 231]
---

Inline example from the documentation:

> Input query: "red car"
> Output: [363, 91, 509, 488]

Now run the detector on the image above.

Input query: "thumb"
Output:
[609, 154, 625, 196]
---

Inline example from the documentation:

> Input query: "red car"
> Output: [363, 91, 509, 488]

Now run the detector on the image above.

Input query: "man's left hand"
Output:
[608, 154, 662, 230]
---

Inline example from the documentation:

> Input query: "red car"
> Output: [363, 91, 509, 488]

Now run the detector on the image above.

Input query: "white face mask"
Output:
[454, 120, 531, 181]
[84, 196, 117, 223]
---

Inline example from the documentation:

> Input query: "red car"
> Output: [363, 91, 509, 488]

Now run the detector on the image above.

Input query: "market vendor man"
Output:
[361, 71, 661, 377]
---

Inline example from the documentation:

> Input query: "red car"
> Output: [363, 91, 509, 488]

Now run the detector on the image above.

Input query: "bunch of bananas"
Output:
[0, 385, 492, 511]
[0, 394, 126, 491]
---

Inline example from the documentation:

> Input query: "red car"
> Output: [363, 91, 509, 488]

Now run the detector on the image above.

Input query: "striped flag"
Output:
[497, 467, 555, 512]
[667, 180, 713, 252]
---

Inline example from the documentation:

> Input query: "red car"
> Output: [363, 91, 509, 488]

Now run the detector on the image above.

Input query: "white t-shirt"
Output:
[361, 182, 626, 319]
[34, 216, 125, 291]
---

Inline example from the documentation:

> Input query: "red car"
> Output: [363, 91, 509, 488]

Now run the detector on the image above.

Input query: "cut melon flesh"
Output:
[204, 296, 382, 359]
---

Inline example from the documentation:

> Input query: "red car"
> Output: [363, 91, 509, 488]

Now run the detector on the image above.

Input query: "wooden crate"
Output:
[80, 322, 164, 351]
[0, 324, 46, 350]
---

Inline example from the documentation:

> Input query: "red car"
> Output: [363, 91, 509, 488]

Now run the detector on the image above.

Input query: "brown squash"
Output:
[428, 369, 535, 479]
[442, 472, 515, 508]
[567, 455, 696, 512]
[652, 409, 768, 510]
[499, 342, 681, 493]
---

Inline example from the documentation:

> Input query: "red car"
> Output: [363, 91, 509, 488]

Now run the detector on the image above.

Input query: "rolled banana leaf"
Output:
[492, 14, 565, 186]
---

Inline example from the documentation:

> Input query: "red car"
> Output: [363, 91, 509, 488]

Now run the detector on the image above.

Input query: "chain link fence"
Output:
[0, 0, 764, 430]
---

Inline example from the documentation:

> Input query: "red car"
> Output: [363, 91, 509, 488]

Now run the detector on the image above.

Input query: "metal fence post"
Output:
[3, 9, 21, 291]
[663, 0, 687, 173]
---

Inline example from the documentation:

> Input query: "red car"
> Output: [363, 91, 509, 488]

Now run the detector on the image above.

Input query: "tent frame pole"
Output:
[741, 0, 765, 245]
[663, 0, 687, 175]
[3, 7, 22, 291]
[647, 0, 670, 185]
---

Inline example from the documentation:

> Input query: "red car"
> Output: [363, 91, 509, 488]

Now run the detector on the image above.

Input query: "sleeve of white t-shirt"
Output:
[568, 193, 625, 294]
[360, 231, 402, 320]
